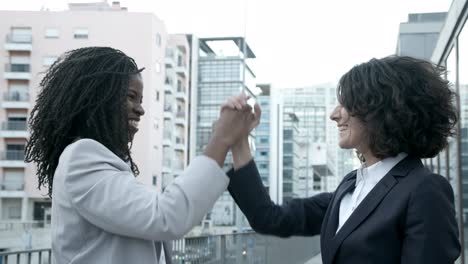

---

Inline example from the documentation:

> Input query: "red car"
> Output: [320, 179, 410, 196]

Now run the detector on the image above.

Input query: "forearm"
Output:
[231, 138, 252, 170]
[228, 160, 328, 237]
[203, 136, 230, 167]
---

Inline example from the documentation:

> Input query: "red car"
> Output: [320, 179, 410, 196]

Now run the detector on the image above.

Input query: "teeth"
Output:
[129, 120, 139, 129]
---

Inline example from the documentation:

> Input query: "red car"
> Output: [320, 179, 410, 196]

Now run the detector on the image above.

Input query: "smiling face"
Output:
[127, 74, 145, 142]
[330, 105, 368, 153]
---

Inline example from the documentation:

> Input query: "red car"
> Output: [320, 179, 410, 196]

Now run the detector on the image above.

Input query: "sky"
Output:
[0, 0, 454, 88]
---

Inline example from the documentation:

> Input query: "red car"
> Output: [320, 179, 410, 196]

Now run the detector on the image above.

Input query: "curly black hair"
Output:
[337, 55, 458, 160]
[25, 47, 144, 197]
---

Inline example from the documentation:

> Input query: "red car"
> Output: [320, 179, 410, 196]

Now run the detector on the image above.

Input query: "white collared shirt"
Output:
[336, 153, 408, 233]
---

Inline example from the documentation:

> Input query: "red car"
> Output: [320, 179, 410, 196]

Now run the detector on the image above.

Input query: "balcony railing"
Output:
[163, 158, 172, 168]
[0, 181, 24, 191]
[6, 34, 32, 44]
[0, 150, 25, 161]
[175, 137, 185, 144]
[176, 112, 185, 118]
[4, 92, 29, 102]
[0, 232, 320, 264]
[5, 63, 30, 73]
[0, 248, 51, 264]
[164, 105, 172, 112]
[2, 121, 27, 131]
[0, 221, 46, 231]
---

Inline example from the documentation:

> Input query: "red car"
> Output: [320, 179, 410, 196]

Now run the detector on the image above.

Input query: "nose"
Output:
[135, 103, 145, 117]
[330, 105, 340, 122]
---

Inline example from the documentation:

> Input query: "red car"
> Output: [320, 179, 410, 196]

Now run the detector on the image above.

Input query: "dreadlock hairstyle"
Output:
[25, 47, 144, 197]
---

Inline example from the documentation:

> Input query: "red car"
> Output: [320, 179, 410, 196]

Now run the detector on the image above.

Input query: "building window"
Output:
[260, 151, 268, 156]
[156, 33, 161, 47]
[8, 205, 21, 219]
[74, 28, 88, 39]
[155, 62, 161, 73]
[43, 56, 57, 66]
[45, 28, 59, 38]
[152, 176, 157, 186]
[9, 27, 32, 43]
[177, 55, 183, 67]
[156, 91, 160, 101]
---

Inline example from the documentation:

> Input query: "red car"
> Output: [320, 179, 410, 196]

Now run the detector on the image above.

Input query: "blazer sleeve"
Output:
[63, 139, 228, 241]
[227, 159, 332, 237]
[401, 174, 461, 264]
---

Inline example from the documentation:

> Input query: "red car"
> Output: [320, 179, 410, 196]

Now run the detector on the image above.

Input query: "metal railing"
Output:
[4, 64, 30, 73]
[4, 92, 29, 102]
[6, 34, 32, 44]
[0, 221, 46, 232]
[179, 232, 321, 264]
[0, 248, 50, 264]
[0, 181, 24, 191]
[0, 232, 319, 264]
[0, 150, 25, 161]
[176, 112, 185, 118]
[2, 121, 27, 131]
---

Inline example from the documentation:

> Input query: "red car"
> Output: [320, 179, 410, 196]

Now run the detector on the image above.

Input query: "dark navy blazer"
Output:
[227, 156, 461, 264]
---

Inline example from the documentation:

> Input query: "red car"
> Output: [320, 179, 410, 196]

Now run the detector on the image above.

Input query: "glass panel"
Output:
[458, 21, 468, 260]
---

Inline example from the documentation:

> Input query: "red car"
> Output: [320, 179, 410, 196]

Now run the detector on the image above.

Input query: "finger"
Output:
[221, 102, 236, 112]
[254, 103, 262, 121]
[234, 96, 248, 107]
[233, 101, 243, 110]
[252, 103, 262, 128]
[242, 104, 253, 113]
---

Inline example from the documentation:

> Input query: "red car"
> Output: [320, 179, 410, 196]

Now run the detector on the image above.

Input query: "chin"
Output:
[338, 141, 353, 149]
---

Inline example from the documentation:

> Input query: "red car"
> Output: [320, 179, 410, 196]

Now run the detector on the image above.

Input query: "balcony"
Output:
[164, 111, 174, 120]
[165, 84, 173, 93]
[165, 77, 173, 93]
[175, 90, 187, 101]
[4, 34, 32, 51]
[162, 158, 172, 173]
[163, 138, 172, 147]
[4, 63, 31, 80]
[175, 112, 185, 126]
[0, 233, 321, 264]
[0, 150, 26, 168]
[174, 137, 185, 151]
[165, 49, 175, 68]
[2, 92, 30, 109]
[174, 143, 185, 151]
[175, 64, 188, 77]
[0, 121, 29, 138]
[0, 181, 24, 191]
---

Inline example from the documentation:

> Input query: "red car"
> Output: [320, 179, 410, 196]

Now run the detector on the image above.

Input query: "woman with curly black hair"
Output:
[25, 46, 257, 264]
[224, 56, 461, 264]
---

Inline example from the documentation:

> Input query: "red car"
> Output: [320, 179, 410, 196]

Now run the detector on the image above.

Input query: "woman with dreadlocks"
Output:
[25, 47, 258, 264]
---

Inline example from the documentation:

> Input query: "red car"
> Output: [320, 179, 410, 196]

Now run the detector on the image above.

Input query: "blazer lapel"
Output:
[321, 172, 356, 263]
[325, 156, 422, 264]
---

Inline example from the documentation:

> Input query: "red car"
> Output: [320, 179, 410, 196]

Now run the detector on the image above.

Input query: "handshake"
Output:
[204, 93, 262, 168]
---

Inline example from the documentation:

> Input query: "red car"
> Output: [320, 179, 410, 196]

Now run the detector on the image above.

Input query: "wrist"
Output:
[204, 135, 230, 167]
[211, 133, 231, 150]
[232, 138, 252, 170]
[232, 138, 249, 153]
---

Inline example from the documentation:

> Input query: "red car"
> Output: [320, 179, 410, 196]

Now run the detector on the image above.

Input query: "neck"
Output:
[360, 149, 380, 167]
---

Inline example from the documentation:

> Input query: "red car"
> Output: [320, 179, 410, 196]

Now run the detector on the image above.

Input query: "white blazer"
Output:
[51, 139, 228, 264]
